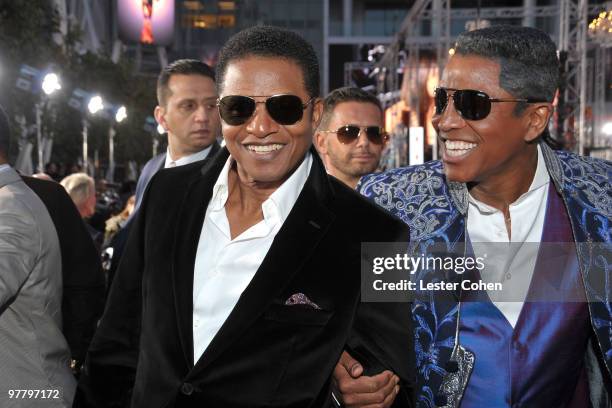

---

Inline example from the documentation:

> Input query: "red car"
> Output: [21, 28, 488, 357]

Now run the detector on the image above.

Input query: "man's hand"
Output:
[333, 351, 399, 408]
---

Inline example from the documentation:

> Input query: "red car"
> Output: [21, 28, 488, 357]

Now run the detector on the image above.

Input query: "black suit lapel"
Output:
[208, 141, 221, 157]
[172, 148, 230, 368]
[189, 150, 337, 377]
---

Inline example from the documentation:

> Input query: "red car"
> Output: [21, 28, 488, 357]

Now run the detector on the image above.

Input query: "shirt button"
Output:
[181, 382, 194, 395]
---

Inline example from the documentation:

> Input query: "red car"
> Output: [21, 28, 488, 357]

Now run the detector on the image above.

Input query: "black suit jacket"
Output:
[105, 142, 221, 288]
[76, 148, 413, 408]
[133, 141, 221, 212]
[21, 176, 105, 368]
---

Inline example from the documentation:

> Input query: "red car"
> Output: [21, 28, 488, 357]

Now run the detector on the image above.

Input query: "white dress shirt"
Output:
[164, 144, 213, 168]
[467, 145, 550, 328]
[192, 152, 313, 362]
[0, 164, 10, 174]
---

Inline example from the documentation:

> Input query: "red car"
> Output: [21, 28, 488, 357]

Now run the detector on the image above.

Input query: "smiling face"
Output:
[154, 74, 220, 160]
[219, 56, 322, 189]
[315, 101, 385, 187]
[433, 54, 542, 184]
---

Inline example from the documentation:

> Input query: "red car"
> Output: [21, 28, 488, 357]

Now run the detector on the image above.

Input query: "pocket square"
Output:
[284, 293, 321, 309]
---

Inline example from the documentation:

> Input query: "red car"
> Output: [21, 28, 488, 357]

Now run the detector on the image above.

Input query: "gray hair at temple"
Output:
[454, 25, 559, 115]
[454, 25, 560, 147]
[0, 105, 9, 160]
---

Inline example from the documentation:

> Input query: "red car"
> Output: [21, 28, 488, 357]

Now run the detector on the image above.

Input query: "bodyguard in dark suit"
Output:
[76, 26, 413, 408]
[106, 60, 221, 286]
[133, 59, 222, 212]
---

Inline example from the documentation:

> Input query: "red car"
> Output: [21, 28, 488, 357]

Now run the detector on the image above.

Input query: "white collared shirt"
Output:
[0, 164, 10, 174]
[192, 152, 313, 362]
[467, 145, 550, 327]
[164, 144, 213, 168]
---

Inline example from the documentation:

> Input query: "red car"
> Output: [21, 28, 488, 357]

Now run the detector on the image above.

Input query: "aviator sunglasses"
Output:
[217, 94, 314, 126]
[320, 125, 388, 145]
[434, 87, 548, 121]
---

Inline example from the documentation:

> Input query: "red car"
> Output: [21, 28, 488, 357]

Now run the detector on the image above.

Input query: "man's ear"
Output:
[154, 105, 166, 131]
[313, 131, 328, 155]
[311, 98, 324, 130]
[524, 103, 553, 143]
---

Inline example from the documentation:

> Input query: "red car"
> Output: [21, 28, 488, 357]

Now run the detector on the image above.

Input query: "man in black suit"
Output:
[133, 59, 222, 211]
[106, 59, 221, 286]
[76, 26, 413, 408]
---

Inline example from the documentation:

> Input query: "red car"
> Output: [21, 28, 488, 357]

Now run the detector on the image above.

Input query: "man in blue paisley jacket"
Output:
[335, 25, 612, 408]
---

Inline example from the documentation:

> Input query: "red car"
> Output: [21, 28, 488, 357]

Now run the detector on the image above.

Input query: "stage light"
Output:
[115, 105, 127, 123]
[41, 73, 61, 95]
[88, 95, 104, 115]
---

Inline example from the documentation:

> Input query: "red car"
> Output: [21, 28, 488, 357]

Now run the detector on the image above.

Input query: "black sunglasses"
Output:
[434, 87, 548, 121]
[217, 94, 314, 126]
[320, 125, 388, 145]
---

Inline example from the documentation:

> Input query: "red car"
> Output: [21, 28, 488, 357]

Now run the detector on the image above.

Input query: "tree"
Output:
[0, 0, 159, 178]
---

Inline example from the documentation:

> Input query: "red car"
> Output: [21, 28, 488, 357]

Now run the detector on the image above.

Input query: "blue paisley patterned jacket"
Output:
[359, 143, 612, 407]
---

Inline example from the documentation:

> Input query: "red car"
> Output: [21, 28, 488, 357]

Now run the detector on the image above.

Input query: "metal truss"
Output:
[593, 46, 608, 154]
[369, 0, 610, 159]
[558, 0, 589, 155]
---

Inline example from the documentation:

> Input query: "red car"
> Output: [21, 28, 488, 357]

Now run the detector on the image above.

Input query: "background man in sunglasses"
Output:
[338, 25, 612, 407]
[314, 87, 388, 189]
[76, 25, 413, 407]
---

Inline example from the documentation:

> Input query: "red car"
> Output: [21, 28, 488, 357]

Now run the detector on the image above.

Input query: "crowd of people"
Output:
[0, 23, 610, 408]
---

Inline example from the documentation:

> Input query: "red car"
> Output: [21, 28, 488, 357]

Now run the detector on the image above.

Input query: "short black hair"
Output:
[454, 25, 559, 114]
[319, 87, 382, 129]
[0, 105, 9, 159]
[216, 25, 320, 98]
[157, 59, 215, 106]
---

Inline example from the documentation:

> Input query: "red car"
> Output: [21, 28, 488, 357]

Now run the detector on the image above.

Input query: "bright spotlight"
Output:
[157, 124, 165, 134]
[603, 122, 612, 136]
[88, 95, 104, 115]
[42, 73, 61, 95]
[115, 106, 127, 123]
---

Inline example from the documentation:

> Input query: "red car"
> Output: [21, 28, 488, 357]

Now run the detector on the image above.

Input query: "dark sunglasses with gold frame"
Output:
[319, 125, 388, 145]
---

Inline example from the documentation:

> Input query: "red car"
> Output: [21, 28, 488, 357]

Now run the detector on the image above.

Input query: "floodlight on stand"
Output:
[115, 106, 127, 123]
[602, 122, 612, 137]
[41, 73, 61, 95]
[88, 95, 104, 115]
